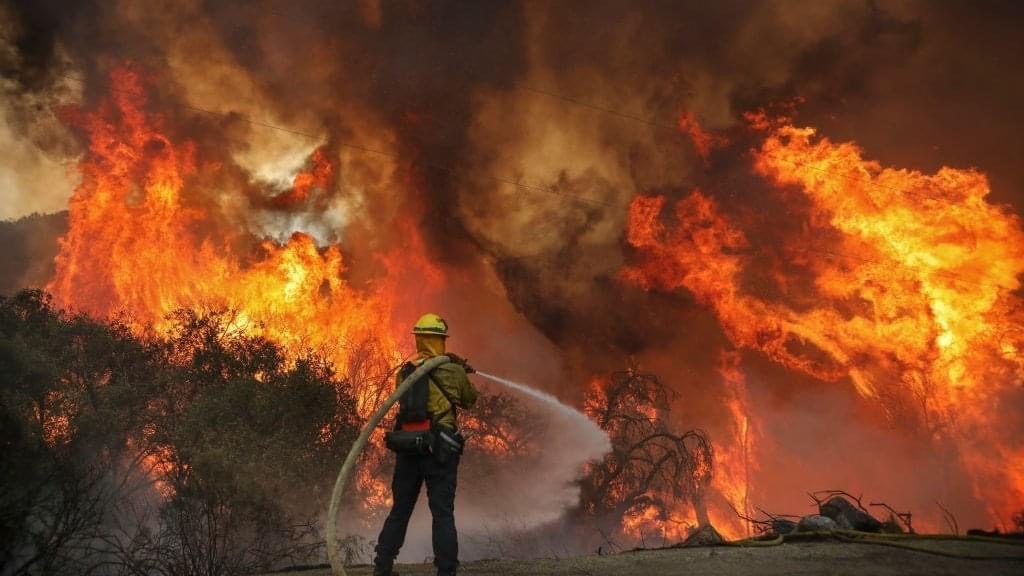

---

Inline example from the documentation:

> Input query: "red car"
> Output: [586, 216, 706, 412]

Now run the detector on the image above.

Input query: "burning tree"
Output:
[577, 368, 713, 544]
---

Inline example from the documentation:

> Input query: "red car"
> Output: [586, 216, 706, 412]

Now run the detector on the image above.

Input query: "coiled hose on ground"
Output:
[325, 355, 451, 576]
[730, 529, 1024, 560]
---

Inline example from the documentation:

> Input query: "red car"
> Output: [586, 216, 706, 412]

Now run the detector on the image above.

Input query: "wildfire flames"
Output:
[48, 68, 439, 407]
[29, 58, 1024, 542]
[43, 67, 445, 513]
[623, 113, 1024, 530]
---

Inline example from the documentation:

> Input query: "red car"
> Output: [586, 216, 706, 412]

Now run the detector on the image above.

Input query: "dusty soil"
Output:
[273, 538, 1024, 576]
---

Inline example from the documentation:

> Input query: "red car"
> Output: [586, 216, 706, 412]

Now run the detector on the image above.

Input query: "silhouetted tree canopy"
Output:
[0, 290, 361, 576]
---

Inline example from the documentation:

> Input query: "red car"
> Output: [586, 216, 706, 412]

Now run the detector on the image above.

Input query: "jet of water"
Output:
[474, 370, 610, 449]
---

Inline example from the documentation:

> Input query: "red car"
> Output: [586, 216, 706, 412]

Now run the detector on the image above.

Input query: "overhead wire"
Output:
[500, 79, 1015, 296]
[51, 63, 1022, 290]
[50, 67, 973, 208]
[55, 71, 614, 210]
[511, 79, 983, 206]
[103, 7, 1001, 206]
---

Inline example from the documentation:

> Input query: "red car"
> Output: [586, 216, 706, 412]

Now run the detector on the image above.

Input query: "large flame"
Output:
[715, 350, 757, 537]
[46, 66, 447, 509]
[48, 68, 440, 401]
[623, 114, 1024, 527]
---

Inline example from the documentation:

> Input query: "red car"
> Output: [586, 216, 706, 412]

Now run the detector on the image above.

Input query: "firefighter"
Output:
[373, 313, 478, 576]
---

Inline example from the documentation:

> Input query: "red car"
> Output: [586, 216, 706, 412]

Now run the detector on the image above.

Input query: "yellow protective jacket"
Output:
[402, 356, 478, 430]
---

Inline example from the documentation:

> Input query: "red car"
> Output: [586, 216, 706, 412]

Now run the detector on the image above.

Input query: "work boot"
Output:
[372, 561, 398, 576]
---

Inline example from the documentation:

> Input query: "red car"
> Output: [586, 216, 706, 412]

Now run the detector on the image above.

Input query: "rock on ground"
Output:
[798, 514, 838, 532]
[820, 497, 883, 532]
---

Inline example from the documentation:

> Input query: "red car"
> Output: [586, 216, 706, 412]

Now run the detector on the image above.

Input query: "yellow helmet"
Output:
[412, 313, 448, 337]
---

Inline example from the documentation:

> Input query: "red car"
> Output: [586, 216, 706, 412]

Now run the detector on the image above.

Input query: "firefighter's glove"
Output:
[447, 352, 475, 374]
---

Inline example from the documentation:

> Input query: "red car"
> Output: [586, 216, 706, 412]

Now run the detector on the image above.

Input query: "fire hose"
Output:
[729, 529, 1024, 560]
[325, 355, 451, 576]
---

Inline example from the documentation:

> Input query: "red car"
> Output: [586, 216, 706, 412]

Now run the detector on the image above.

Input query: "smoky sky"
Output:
[3, 0, 1024, 355]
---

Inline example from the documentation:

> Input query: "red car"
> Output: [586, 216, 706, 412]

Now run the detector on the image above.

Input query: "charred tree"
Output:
[576, 368, 714, 540]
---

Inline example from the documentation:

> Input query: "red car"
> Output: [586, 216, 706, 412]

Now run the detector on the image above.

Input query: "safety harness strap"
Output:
[428, 373, 459, 427]
[397, 360, 460, 429]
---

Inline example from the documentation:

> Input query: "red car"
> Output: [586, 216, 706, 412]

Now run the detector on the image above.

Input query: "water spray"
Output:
[326, 359, 607, 576]
[474, 371, 599, 431]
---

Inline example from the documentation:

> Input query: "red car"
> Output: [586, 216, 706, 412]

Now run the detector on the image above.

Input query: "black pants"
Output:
[374, 451, 460, 573]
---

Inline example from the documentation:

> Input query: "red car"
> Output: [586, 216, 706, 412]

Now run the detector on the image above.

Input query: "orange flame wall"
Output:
[48, 68, 440, 411]
[623, 115, 1024, 527]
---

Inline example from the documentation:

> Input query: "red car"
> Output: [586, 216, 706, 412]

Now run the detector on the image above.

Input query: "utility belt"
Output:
[385, 370, 465, 462]
[384, 422, 464, 463]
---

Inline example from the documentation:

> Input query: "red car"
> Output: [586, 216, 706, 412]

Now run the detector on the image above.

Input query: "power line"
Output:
[53, 5, 982, 208]
[183, 104, 317, 139]
[512, 83, 679, 132]
[50, 70, 1021, 290]
[58, 64, 958, 206]
[511, 82, 971, 206]
[57, 72, 615, 210]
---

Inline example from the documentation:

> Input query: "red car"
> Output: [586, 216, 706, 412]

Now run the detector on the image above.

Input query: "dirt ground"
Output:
[273, 538, 1024, 576]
